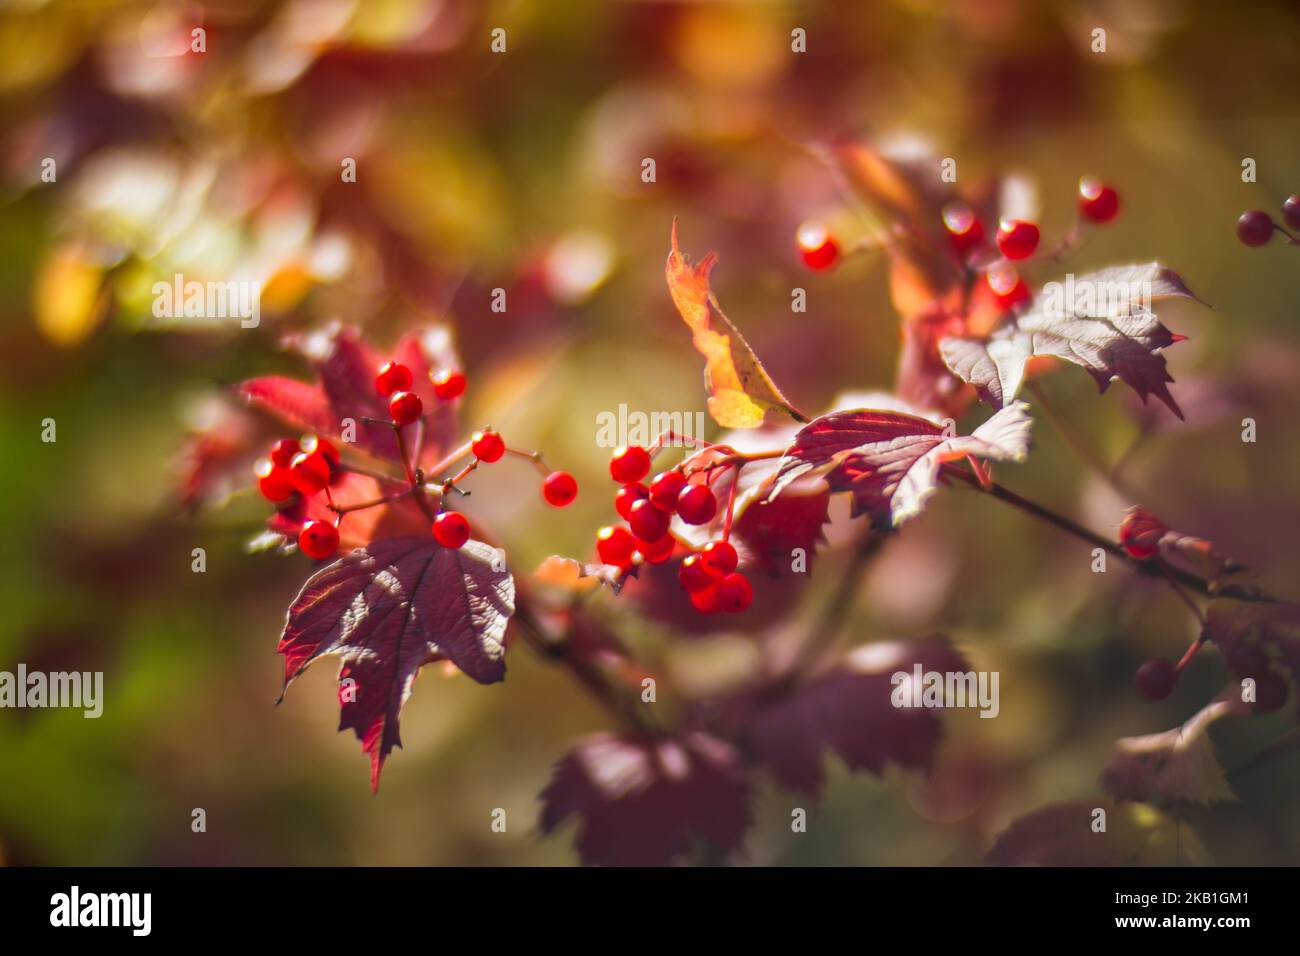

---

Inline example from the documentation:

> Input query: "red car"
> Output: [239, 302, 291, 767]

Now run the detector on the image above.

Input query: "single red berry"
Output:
[389, 391, 423, 426]
[289, 450, 331, 495]
[614, 482, 649, 520]
[690, 585, 722, 614]
[942, 202, 985, 254]
[1136, 658, 1178, 701]
[796, 222, 840, 270]
[678, 554, 715, 593]
[431, 368, 467, 401]
[716, 571, 753, 613]
[1237, 210, 1275, 247]
[636, 534, 675, 565]
[609, 445, 651, 483]
[649, 470, 687, 512]
[996, 219, 1040, 260]
[1283, 195, 1300, 232]
[300, 434, 339, 467]
[472, 428, 505, 463]
[985, 262, 1030, 311]
[542, 470, 578, 507]
[255, 458, 295, 502]
[1078, 176, 1119, 224]
[700, 540, 738, 577]
[270, 438, 300, 468]
[628, 498, 670, 542]
[675, 484, 717, 525]
[596, 525, 636, 567]
[298, 520, 339, 560]
[1119, 510, 1163, 559]
[1252, 670, 1289, 714]
[375, 361, 413, 397]
[432, 511, 471, 549]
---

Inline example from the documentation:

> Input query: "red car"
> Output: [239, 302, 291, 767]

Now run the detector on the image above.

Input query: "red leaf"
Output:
[749, 635, 970, 796]
[539, 732, 750, 866]
[278, 536, 514, 790]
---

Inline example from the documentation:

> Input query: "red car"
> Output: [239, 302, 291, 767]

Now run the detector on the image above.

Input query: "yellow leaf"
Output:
[665, 221, 804, 429]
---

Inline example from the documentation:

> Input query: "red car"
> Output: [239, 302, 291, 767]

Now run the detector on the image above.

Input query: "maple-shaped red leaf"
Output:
[235, 324, 461, 466]
[769, 402, 1032, 530]
[278, 536, 514, 791]
[939, 263, 1198, 418]
[539, 731, 750, 866]
[748, 635, 971, 796]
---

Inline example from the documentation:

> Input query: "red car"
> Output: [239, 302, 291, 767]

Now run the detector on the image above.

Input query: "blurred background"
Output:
[2, 0, 1299, 865]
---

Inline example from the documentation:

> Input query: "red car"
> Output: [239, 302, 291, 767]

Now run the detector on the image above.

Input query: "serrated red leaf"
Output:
[278, 536, 514, 790]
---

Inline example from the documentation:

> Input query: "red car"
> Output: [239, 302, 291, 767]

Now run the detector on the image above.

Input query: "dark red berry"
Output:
[432, 511, 471, 549]
[675, 484, 717, 525]
[636, 534, 675, 565]
[1283, 195, 1300, 232]
[678, 554, 715, 593]
[389, 391, 423, 426]
[1078, 176, 1119, 224]
[298, 520, 339, 559]
[300, 434, 339, 467]
[716, 572, 753, 613]
[1237, 210, 1275, 247]
[700, 540, 738, 577]
[471, 429, 505, 463]
[270, 438, 300, 468]
[375, 361, 413, 397]
[596, 525, 636, 567]
[432, 369, 467, 401]
[996, 219, 1039, 260]
[614, 482, 649, 520]
[289, 450, 331, 495]
[796, 222, 839, 270]
[942, 202, 985, 254]
[690, 585, 722, 614]
[1136, 658, 1178, 701]
[1119, 510, 1162, 559]
[1252, 671, 1289, 714]
[609, 445, 651, 483]
[649, 470, 687, 512]
[542, 471, 578, 507]
[255, 458, 295, 502]
[628, 498, 670, 542]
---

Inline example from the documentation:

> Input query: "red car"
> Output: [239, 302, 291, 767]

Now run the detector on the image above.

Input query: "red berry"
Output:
[636, 534, 675, 565]
[298, 520, 339, 560]
[609, 445, 651, 483]
[1252, 671, 1289, 714]
[1119, 510, 1163, 559]
[1237, 210, 1275, 247]
[432, 511, 471, 549]
[1283, 195, 1300, 232]
[985, 262, 1030, 311]
[700, 540, 738, 577]
[716, 572, 753, 613]
[270, 438, 300, 468]
[942, 202, 985, 254]
[1078, 176, 1119, 224]
[996, 219, 1040, 260]
[596, 525, 636, 567]
[649, 470, 687, 512]
[542, 471, 578, 507]
[375, 361, 413, 397]
[614, 482, 649, 520]
[289, 450, 331, 495]
[678, 554, 715, 593]
[255, 458, 295, 502]
[389, 391, 423, 426]
[1136, 659, 1178, 700]
[796, 222, 840, 270]
[675, 484, 717, 525]
[628, 498, 670, 542]
[471, 429, 505, 463]
[432, 368, 467, 401]
[300, 434, 339, 467]
[690, 585, 722, 614]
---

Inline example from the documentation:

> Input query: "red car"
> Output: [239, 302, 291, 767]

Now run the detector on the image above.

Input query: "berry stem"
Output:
[505, 446, 552, 477]
[329, 487, 415, 515]
[721, 462, 742, 542]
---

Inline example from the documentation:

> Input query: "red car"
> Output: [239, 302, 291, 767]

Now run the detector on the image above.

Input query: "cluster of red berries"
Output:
[253, 433, 345, 559]
[596, 445, 753, 614]
[374, 360, 466, 425]
[1236, 195, 1300, 247]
